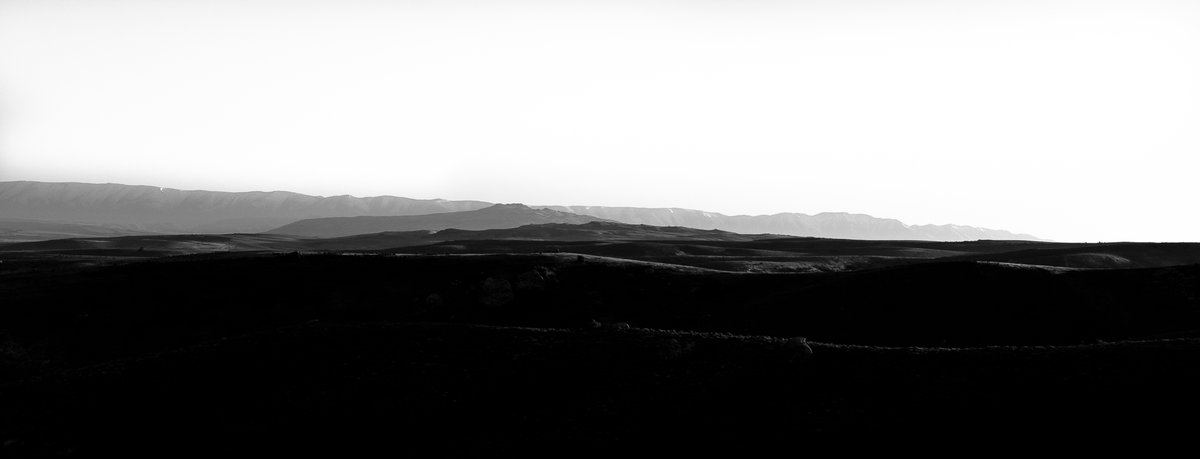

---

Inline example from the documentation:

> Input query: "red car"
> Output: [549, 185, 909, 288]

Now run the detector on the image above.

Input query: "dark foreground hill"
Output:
[2, 253, 1198, 368]
[4, 242, 1200, 450]
[4, 224, 1197, 272]
[5, 322, 1200, 454]
[385, 235, 1200, 271]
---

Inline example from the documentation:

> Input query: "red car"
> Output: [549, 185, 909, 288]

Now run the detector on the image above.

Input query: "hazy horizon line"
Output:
[0, 178, 1061, 241]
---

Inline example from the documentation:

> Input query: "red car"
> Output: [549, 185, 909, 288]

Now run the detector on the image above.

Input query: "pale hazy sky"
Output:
[2, 0, 1198, 242]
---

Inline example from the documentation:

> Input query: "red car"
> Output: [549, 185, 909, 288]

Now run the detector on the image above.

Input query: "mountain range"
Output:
[540, 205, 1038, 241]
[0, 181, 490, 235]
[0, 181, 1040, 241]
[268, 204, 607, 238]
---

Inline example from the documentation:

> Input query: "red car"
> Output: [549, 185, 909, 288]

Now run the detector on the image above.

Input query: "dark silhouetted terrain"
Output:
[2, 239, 1200, 452]
[6, 322, 1200, 455]
[3, 222, 1194, 271]
[3, 208, 1199, 452]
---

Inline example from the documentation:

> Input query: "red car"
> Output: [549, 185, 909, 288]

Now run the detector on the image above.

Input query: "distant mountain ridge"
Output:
[0, 181, 1039, 241]
[268, 204, 607, 238]
[0, 181, 490, 234]
[540, 206, 1040, 241]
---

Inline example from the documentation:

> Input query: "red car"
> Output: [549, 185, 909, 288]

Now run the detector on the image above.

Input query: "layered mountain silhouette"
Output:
[0, 181, 490, 235]
[0, 181, 1039, 241]
[541, 205, 1038, 241]
[268, 204, 607, 238]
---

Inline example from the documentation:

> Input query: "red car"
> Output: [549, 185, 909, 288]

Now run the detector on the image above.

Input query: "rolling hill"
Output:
[4, 220, 1197, 272]
[2, 229, 1198, 451]
[0, 218, 157, 243]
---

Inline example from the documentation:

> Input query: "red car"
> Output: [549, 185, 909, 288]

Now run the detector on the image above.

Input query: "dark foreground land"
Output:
[3, 234, 1200, 453]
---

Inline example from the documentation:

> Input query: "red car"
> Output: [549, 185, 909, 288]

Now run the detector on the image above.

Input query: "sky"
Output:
[1, 0, 1198, 242]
